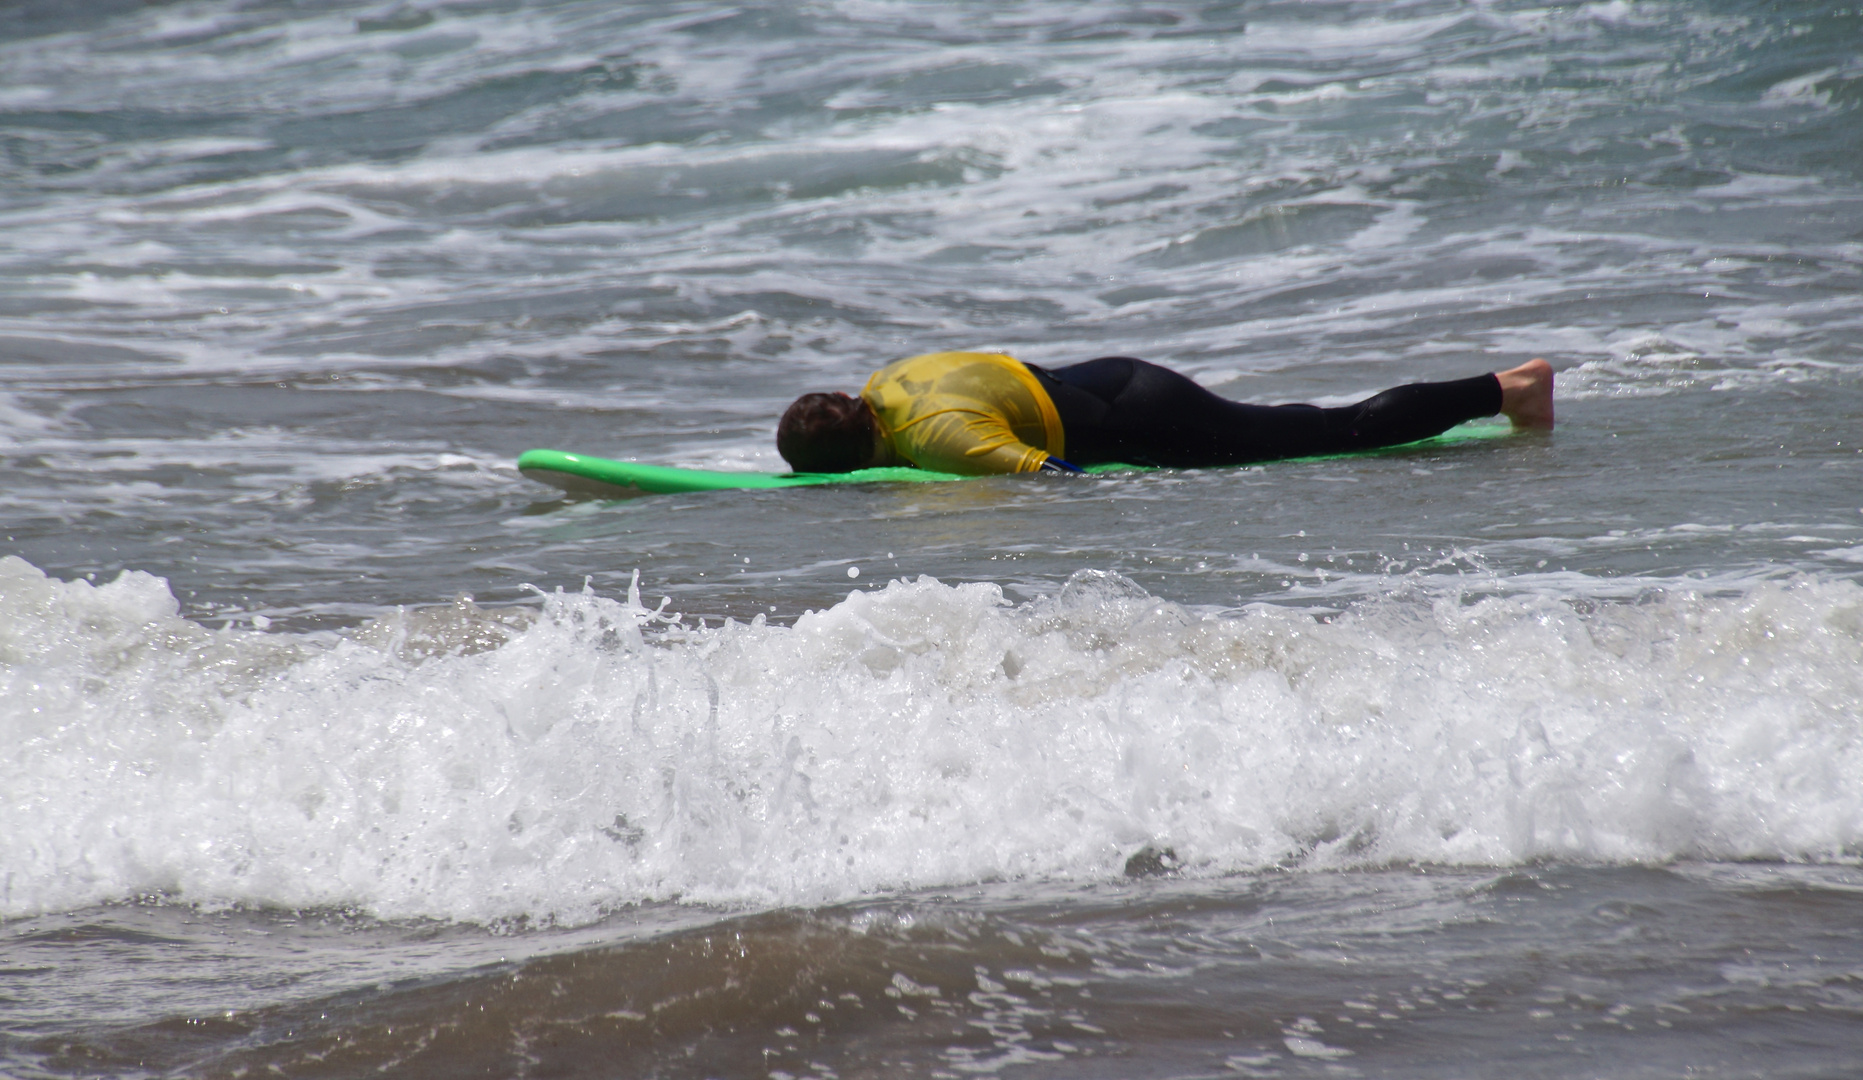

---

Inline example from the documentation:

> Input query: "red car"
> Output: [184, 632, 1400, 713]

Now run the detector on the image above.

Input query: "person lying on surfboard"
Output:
[776, 353, 1554, 475]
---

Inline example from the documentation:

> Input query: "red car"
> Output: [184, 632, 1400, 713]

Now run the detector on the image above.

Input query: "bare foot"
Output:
[1497, 358, 1554, 430]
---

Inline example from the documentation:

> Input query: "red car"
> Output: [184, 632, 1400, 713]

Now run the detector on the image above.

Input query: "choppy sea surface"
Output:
[3, 1, 1862, 1076]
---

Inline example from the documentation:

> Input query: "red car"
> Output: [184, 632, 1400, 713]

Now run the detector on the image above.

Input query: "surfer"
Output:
[776, 353, 1554, 475]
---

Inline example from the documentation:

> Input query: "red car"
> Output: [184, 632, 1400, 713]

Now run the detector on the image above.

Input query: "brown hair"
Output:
[776, 392, 875, 473]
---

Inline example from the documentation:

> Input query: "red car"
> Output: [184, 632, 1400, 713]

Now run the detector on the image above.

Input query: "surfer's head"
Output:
[777, 391, 877, 473]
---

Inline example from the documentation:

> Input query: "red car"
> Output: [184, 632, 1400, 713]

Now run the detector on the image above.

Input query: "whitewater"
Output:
[7, 559, 1863, 925]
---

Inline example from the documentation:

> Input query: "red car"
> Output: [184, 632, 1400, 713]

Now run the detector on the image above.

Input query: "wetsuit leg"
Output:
[1028, 357, 1502, 468]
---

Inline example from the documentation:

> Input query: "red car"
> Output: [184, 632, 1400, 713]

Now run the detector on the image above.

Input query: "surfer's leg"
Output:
[1306, 373, 1503, 452]
[1037, 357, 1297, 466]
[1036, 358, 1520, 467]
[1035, 357, 1319, 466]
[1305, 359, 1552, 444]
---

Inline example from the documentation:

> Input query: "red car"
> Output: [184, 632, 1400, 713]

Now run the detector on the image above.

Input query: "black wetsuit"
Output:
[1026, 357, 1502, 468]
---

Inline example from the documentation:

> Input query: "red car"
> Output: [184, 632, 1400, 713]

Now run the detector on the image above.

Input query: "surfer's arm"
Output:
[892, 409, 1051, 475]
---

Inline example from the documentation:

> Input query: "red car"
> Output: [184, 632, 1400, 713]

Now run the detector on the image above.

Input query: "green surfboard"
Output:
[517, 422, 1515, 498]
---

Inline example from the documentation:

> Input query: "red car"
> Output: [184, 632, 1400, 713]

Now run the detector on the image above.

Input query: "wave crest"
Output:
[3, 556, 1860, 923]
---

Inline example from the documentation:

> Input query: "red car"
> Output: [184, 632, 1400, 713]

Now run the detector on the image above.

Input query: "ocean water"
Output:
[3, 0, 1862, 1076]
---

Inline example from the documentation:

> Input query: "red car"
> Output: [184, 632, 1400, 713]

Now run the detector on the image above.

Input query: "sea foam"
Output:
[2, 555, 1860, 923]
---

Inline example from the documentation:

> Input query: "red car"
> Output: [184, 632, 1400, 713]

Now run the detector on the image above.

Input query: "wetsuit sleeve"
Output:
[891, 408, 1050, 475]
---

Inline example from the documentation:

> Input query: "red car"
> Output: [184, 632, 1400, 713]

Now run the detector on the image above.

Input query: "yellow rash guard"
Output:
[861, 351, 1064, 475]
